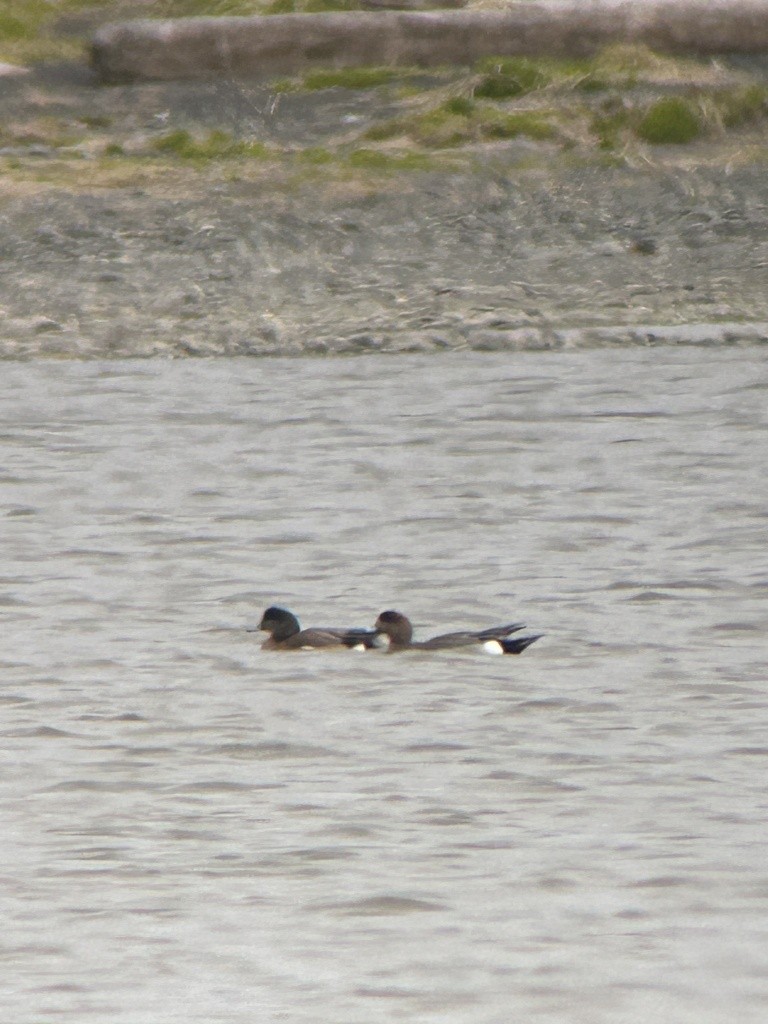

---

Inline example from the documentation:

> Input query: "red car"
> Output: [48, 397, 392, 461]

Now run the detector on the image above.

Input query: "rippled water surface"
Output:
[2, 348, 767, 1023]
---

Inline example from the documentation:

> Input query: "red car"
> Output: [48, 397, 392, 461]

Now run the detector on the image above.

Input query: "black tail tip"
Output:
[501, 634, 543, 655]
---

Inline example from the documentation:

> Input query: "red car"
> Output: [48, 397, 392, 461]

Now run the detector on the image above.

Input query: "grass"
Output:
[363, 97, 557, 148]
[473, 56, 554, 99]
[0, 115, 84, 150]
[717, 84, 768, 128]
[0, 0, 104, 61]
[2, 9, 768, 195]
[0, 0, 359, 62]
[590, 84, 767, 149]
[590, 100, 632, 151]
[482, 109, 556, 141]
[635, 97, 702, 144]
[0, 0, 92, 41]
[469, 50, 661, 101]
[274, 66, 406, 92]
[152, 128, 273, 159]
[263, 0, 360, 12]
[266, 46, 767, 157]
[346, 148, 435, 171]
[148, 130, 440, 171]
[295, 145, 335, 164]
[0, 141, 452, 197]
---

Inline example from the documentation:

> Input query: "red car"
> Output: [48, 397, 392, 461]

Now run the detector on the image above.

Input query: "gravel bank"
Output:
[1, 162, 767, 359]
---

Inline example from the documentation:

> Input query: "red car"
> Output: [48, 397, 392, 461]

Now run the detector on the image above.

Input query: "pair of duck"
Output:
[258, 606, 542, 654]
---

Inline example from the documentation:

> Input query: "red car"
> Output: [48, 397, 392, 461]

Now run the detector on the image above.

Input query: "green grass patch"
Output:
[635, 97, 702, 144]
[591, 86, 768, 150]
[571, 72, 611, 94]
[472, 46, 737, 105]
[716, 84, 768, 128]
[0, 0, 63, 42]
[295, 146, 335, 164]
[403, 102, 475, 147]
[0, 0, 361, 61]
[0, 8, 33, 41]
[441, 95, 475, 117]
[474, 57, 552, 100]
[264, 0, 360, 11]
[301, 66, 400, 90]
[364, 99, 556, 149]
[346, 148, 435, 171]
[473, 54, 611, 100]
[0, 116, 82, 149]
[592, 97, 702, 149]
[362, 118, 408, 143]
[152, 128, 272, 160]
[0, 0, 108, 61]
[480, 109, 556, 141]
[590, 98, 632, 150]
[589, 43, 658, 86]
[588, 43, 703, 87]
[273, 65, 416, 93]
[158, 0, 275, 13]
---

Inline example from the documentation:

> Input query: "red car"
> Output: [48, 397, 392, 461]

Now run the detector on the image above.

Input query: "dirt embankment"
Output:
[1, 8, 768, 358]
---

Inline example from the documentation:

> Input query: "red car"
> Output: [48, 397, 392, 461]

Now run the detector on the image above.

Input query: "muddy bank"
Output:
[1, 162, 767, 359]
[2, 43, 768, 360]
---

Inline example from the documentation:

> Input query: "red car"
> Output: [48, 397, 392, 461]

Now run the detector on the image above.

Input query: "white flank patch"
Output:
[483, 639, 504, 655]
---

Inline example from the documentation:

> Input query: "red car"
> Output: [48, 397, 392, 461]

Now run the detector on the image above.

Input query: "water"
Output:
[1, 347, 767, 1023]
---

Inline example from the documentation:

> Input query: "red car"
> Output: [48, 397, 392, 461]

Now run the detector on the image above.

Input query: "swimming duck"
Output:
[257, 606, 380, 651]
[373, 610, 541, 654]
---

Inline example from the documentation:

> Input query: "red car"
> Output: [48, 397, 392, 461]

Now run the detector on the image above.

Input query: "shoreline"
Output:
[2, 325, 765, 363]
[2, 161, 768, 360]
[2, 6, 768, 360]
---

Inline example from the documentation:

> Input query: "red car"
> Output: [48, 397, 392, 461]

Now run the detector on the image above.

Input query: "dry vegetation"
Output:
[1, 2, 768, 196]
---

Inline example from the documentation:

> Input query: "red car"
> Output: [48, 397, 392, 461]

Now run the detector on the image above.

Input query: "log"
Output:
[91, 1, 768, 82]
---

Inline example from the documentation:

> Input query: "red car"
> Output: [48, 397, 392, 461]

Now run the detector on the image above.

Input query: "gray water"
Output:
[2, 347, 767, 1024]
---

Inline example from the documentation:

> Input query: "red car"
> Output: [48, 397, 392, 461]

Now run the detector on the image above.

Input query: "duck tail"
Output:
[500, 634, 542, 655]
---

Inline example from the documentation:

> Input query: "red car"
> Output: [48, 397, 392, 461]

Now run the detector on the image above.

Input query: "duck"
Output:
[372, 609, 542, 654]
[257, 606, 380, 651]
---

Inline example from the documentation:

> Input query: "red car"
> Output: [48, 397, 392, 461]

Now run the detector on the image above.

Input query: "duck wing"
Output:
[417, 623, 526, 650]
[474, 623, 526, 640]
[276, 628, 360, 649]
[319, 627, 382, 649]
